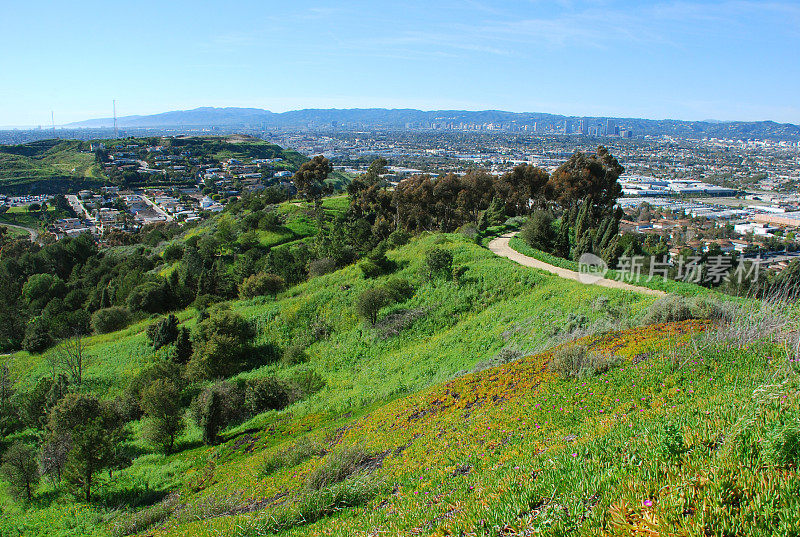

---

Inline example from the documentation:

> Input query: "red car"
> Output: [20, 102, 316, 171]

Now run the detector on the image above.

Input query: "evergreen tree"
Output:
[199, 389, 223, 445]
[146, 314, 180, 350]
[98, 287, 111, 309]
[486, 197, 506, 226]
[477, 210, 489, 231]
[172, 327, 193, 364]
[555, 217, 571, 259]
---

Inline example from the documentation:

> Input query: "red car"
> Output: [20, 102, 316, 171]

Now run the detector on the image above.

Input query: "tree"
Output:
[23, 317, 54, 354]
[424, 248, 454, 280]
[486, 197, 506, 226]
[56, 335, 87, 388]
[188, 309, 256, 379]
[238, 272, 285, 299]
[147, 314, 180, 350]
[496, 164, 550, 215]
[140, 379, 184, 454]
[47, 393, 124, 502]
[172, 327, 193, 364]
[127, 280, 172, 313]
[1, 442, 40, 502]
[197, 387, 223, 445]
[520, 211, 556, 252]
[547, 146, 623, 209]
[355, 287, 392, 325]
[292, 155, 333, 205]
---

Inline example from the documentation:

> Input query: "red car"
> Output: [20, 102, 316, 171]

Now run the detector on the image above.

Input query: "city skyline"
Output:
[2, 0, 799, 126]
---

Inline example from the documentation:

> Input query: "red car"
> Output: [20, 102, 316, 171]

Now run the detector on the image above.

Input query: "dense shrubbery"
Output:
[549, 344, 620, 379]
[238, 272, 285, 299]
[91, 307, 132, 334]
[643, 295, 732, 324]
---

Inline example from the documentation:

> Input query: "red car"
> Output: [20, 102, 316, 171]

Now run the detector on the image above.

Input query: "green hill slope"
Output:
[0, 140, 104, 194]
[1, 234, 798, 537]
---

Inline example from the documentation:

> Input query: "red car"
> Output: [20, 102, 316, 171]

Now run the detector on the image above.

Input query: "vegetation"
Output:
[0, 144, 797, 536]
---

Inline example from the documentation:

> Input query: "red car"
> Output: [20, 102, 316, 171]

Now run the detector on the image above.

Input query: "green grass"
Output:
[1, 231, 797, 537]
[0, 140, 104, 193]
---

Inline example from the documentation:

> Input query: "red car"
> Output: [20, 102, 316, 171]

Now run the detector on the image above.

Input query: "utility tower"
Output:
[113, 100, 118, 138]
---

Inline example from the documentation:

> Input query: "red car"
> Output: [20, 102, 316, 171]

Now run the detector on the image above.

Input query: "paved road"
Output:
[488, 232, 666, 297]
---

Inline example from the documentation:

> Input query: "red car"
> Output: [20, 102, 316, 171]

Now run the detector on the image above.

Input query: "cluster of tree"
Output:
[0, 304, 325, 504]
[344, 147, 622, 242]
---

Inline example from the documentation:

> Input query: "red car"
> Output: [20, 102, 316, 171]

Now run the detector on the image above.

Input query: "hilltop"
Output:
[0, 148, 797, 537]
[0, 140, 105, 194]
[0, 232, 797, 536]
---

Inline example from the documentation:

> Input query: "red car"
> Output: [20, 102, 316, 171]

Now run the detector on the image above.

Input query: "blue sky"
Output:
[1, 0, 799, 126]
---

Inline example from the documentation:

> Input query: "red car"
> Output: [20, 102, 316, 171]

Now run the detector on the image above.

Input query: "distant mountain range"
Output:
[66, 107, 800, 141]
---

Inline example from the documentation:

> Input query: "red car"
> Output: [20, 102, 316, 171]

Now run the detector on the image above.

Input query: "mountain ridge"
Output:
[65, 106, 800, 141]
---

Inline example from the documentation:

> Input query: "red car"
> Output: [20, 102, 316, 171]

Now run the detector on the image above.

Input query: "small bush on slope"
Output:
[549, 344, 620, 379]
[305, 444, 374, 491]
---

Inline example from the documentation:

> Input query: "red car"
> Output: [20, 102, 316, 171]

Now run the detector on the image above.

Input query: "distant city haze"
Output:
[1, 0, 799, 126]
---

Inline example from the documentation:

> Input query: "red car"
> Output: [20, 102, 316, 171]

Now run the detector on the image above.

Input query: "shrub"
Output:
[110, 492, 181, 537]
[146, 314, 179, 350]
[191, 381, 245, 445]
[359, 247, 396, 279]
[424, 248, 453, 280]
[282, 344, 308, 365]
[520, 210, 555, 251]
[290, 369, 326, 397]
[643, 295, 732, 325]
[245, 377, 298, 415]
[305, 445, 373, 491]
[308, 257, 337, 277]
[549, 345, 619, 379]
[127, 280, 172, 313]
[262, 437, 324, 475]
[188, 309, 256, 379]
[355, 287, 392, 325]
[358, 259, 384, 279]
[162, 243, 184, 263]
[372, 308, 426, 339]
[387, 229, 411, 248]
[22, 319, 53, 353]
[495, 346, 523, 365]
[238, 272, 285, 299]
[383, 278, 414, 302]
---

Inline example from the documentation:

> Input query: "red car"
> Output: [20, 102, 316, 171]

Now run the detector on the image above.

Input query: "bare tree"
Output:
[56, 335, 87, 388]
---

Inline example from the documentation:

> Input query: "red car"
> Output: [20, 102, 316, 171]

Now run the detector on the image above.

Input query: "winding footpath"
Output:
[488, 232, 666, 297]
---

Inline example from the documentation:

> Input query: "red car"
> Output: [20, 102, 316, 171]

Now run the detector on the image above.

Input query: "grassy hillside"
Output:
[0, 140, 104, 194]
[1, 233, 798, 536]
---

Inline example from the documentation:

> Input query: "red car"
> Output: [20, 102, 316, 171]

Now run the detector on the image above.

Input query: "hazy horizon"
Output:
[2, 1, 799, 126]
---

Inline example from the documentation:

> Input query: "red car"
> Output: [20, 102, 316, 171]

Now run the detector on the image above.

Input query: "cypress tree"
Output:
[200, 389, 223, 445]
[555, 217, 570, 259]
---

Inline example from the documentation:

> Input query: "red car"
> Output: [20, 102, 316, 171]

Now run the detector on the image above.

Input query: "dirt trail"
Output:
[488, 232, 666, 297]
[1, 223, 39, 242]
